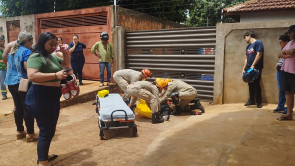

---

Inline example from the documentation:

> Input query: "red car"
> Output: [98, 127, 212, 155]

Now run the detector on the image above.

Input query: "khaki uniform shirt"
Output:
[113, 69, 142, 84]
[160, 80, 196, 102]
[128, 81, 160, 106]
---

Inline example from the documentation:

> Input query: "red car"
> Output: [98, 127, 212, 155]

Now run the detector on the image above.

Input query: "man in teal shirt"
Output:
[0, 35, 7, 100]
[91, 32, 114, 87]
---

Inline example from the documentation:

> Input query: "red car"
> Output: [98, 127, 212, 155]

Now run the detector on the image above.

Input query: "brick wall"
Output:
[117, 7, 187, 31]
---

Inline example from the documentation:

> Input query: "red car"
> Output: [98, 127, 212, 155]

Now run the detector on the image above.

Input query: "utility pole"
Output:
[54, 0, 56, 12]
[114, 0, 117, 26]
[221, 3, 225, 23]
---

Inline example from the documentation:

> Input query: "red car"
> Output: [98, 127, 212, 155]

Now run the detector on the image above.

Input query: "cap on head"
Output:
[100, 32, 109, 40]
[287, 24, 295, 33]
[18, 31, 33, 44]
[142, 69, 151, 78]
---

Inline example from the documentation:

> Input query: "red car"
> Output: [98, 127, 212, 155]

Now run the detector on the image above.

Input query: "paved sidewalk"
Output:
[0, 80, 113, 117]
[0, 91, 14, 116]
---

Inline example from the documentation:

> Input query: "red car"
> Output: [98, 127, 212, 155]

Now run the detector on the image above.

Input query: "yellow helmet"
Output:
[156, 78, 168, 89]
[165, 78, 172, 83]
[155, 78, 162, 83]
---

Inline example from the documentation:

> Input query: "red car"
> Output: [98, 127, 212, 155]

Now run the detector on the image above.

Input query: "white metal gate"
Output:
[126, 27, 216, 100]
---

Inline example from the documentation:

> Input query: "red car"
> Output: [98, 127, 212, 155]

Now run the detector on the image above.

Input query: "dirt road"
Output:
[1, 102, 295, 166]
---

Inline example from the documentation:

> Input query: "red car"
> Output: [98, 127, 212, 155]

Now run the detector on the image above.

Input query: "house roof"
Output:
[224, 0, 295, 15]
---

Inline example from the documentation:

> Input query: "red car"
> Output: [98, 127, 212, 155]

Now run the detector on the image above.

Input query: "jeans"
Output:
[248, 70, 262, 104]
[25, 84, 61, 161]
[0, 70, 7, 96]
[8, 84, 34, 134]
[71, 60, 84, 83]
[99, 62, 111, 83]
[276, 70, 286, 110]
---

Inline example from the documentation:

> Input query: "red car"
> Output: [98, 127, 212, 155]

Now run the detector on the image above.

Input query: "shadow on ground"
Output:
[138, 109, 295, 166]
[52, 148, 97, 166]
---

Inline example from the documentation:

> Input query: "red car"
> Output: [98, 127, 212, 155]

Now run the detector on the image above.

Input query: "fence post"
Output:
[112, 26, 125, 71]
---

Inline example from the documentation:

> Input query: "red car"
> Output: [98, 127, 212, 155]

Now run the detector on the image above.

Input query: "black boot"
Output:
[171, 105, 182, 115]
[152, 112, 164, 124]
[194, 98, 205, 113]
[160, 104, 172, 121]
[244, 99, 255, 106]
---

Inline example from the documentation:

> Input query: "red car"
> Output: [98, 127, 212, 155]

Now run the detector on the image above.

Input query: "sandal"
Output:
[16, 131, 27, 140]
[277, 115, 293, 121]
[37, 154, 58, 164]
[26, 133, 38, 143]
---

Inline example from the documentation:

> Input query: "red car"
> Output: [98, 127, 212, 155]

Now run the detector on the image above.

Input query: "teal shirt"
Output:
[0, 49, 5, 70]
[91, 41, 113, 62]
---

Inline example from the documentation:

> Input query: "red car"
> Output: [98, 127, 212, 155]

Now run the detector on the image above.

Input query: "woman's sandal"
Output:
[16, 131, 27, 140]
[37, 154, 58, 164]
[277, 115, 293, 121]
[26, 133, 39, 143]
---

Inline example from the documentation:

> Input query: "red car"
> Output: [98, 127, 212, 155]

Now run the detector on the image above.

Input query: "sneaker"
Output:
[273, 108, 284, 113]
[61, 84, 71, 100]
[103, 82, 108, 86]
[244, 100, 255, 106]
[2, 95, 7, 100]
[66, 74, 80, 97]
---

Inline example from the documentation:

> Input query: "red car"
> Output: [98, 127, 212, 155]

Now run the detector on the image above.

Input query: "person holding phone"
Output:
[68, 35, 86, 85]
[25, 32, 70, 165]
[53, 37, 68, 58]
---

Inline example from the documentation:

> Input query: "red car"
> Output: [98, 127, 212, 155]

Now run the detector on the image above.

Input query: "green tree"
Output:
[117, 0, 194, 23]
[188, 0, 247, 27]
[0, 0, 246, 25]
[0, 0, 113, 17]
[0, 0, 192, 23]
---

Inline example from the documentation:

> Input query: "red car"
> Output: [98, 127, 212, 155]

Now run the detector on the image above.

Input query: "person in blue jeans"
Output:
[13, 31, 38, 142]
[4, 32, 37, 142]
[68, 34, 86, 85]
[91, 32, 114, 87]
[0, 35, 7, 100]
[26, 32, 70, 166]
[273, 34, 290, 113]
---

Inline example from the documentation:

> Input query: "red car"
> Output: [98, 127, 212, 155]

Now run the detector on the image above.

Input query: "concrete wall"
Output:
[241, 11, 295, 23]
[112, 26, 125, 71]
[117, 7, 187, 31]
[214, 20, 295, 104]
[0, 15, 35, 45]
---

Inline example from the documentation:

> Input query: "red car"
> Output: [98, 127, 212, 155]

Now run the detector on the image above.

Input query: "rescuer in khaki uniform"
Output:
[113, 69, 151, 93]
[159, 79, 198, 114]
[127, 80, 166, 124]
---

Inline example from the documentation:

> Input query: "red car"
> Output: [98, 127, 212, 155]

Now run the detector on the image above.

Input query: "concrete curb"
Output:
[60, 84, 121, 109]
[0, 84, 121, 118]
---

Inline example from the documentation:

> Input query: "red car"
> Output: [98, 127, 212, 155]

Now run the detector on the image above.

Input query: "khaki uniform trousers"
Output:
[127, 84, 159, 114]
[113, 75, 129, 93]
[177, 89, 197, 109]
